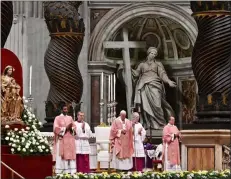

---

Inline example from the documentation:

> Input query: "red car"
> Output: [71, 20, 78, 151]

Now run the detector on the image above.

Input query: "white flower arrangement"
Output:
[45, 170, 231, 179]
[5, 104, 52, 155]
[22, 105, 43, 128]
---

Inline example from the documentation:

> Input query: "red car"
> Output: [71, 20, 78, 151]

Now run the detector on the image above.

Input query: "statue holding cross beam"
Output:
[118, 47, 176, 129]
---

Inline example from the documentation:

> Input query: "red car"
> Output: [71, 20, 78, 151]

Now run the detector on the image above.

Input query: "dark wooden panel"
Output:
[91, 76, 100, 132]
[187, 147, 215, 171]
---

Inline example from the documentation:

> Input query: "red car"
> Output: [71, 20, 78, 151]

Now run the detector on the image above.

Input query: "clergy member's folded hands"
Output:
[174, 132, 182, 140]
[121, 129, 126, 135]
[66, 123, 73, 132]
[178, 132, 182, 139]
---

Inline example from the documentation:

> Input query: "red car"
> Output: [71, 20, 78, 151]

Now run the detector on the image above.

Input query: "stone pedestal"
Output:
[181, 130, 230, 171]
[146, 129, 162, 144]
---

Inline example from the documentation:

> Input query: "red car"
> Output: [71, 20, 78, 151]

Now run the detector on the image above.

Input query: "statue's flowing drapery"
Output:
[118, 60, 174, 129]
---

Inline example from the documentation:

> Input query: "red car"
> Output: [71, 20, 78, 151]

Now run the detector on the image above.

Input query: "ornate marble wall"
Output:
[3, 1, 196, 128]
[4, 2, 89, 124]
[4, 2, 50, 121]
[88, 2, 197, 128]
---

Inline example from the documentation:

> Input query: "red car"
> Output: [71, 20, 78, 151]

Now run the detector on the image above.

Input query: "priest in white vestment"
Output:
[109, 110, 134, 171]
[74, 111, 92, 173]
[132, 112, 146, 171]
[53, 105, 77, 174]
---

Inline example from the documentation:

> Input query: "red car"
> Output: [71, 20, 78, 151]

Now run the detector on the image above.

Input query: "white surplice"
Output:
[55, 140, 76, 174]
[133, 122, 146, 157]
[74, 121, 92, 154]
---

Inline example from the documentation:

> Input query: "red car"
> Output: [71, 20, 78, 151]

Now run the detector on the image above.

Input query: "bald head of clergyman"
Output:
[120, 110, 126, 121]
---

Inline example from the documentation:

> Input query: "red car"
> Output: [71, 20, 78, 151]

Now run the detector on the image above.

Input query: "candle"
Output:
[108, 75, 110, 102]
[113, 74, 116, 101]
[29, 65, 32, 95]
[111, 74, 113, 102]
[101, 72, 104, 100]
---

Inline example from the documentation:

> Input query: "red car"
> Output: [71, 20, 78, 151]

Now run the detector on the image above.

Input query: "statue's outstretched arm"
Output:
[157, 63, 171, 83]
[157, 62, 176, 88]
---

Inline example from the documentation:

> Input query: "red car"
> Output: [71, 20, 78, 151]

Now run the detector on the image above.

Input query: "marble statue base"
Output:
[146, 129, 162, 144]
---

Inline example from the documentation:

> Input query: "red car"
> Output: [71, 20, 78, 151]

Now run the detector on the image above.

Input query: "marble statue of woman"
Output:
[118, 47, 176, 129]
[1, 65, 24, 123]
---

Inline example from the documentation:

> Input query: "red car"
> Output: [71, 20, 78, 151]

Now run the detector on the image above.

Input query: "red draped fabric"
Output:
[132, 157, 145, 171]
[76, 154, 90, 173]
[1, 154, 53, 179]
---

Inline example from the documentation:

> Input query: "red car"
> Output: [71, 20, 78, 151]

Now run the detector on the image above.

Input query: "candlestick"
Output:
[110, 74, 113, 102]
[101, 72, 104, 100]
[108, 75, 111, 102]
[29, 66, 32, 95]
[99, 100, 104, 124]
[27, 95, 34, 112]
[107, 103, 111, 125]
[113, 74, 116, 101]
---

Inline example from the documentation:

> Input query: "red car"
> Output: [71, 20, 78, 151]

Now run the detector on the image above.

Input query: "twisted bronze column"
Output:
[191, 1, 231, 124]
[43, 2, 85, 130]
[44, 1, 84, 104]
[1, 1, 13, 48]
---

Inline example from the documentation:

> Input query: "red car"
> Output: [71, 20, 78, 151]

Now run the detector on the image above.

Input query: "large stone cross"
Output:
[103, 28, 146, 118]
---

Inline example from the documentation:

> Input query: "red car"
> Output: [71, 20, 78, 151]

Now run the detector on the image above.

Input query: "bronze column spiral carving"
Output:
[44, 2, 84, 104]
[190, 1, 231, 123]
[1, 1, 13, 48]
[43, 2, 84, 130]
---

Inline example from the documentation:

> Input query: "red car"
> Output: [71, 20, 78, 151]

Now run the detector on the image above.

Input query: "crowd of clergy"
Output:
[53, 105, 181, 174]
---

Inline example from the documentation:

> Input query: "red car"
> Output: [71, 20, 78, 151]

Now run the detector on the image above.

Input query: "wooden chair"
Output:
[152, 159, 162, 172]
[95, 142, 115, 173]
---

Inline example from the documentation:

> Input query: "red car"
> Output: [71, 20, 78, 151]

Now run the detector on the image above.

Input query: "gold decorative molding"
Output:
[192, 11, 231, 17]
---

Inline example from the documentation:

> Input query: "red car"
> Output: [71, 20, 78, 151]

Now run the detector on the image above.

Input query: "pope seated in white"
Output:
[132, 112, 146, 171]
[74, 111, 92, 173]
